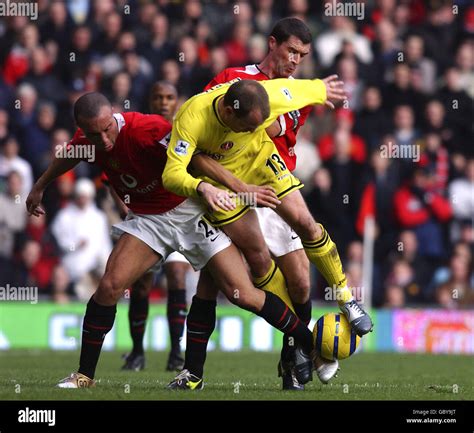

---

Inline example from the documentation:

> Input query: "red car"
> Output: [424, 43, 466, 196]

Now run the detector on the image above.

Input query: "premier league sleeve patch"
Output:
[175, 140, 190, 156]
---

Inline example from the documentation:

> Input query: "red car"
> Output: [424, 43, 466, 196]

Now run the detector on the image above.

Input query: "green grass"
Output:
[0, 350, 473, 400]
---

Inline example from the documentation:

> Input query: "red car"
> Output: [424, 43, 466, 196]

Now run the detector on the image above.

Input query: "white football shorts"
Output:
[256, 207, 303, 257]
[111, 198, 231, 270]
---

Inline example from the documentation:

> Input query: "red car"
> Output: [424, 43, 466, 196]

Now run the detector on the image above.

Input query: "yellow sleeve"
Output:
[162, 114, 202, 198]
[260, 78, 327, 128]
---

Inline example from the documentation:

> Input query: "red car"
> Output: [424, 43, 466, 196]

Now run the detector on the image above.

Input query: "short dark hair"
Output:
[270, 17, 312, 45]
[73, 92, 111, 123]
[223, 80, 270, 120]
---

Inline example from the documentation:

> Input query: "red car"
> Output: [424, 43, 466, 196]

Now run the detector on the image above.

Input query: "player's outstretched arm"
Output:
[261, 76, 347, 128]
[26, 154, 80, 216]
[191, 153, 280, 208]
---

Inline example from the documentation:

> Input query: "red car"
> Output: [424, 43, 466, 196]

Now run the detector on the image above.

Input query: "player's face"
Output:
[149, 85, 178, 121]
[270, 35, 310, 78]
[78, 106, 119, 151]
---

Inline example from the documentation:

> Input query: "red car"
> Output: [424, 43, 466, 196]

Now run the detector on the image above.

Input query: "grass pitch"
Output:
[0, 350, 472, 400]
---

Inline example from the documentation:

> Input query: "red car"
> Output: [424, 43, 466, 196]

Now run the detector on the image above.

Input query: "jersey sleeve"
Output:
[132, 114, 172, 157]
[260, 78, 326, 129]
[162, 110, 202, 198]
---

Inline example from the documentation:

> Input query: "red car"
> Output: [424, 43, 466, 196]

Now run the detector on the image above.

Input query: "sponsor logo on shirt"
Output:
[175, 140, 189, 156]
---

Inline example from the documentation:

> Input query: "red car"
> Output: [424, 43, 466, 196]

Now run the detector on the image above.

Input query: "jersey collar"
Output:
[113, 113, 126, 132]
[212, 95, 227, 128]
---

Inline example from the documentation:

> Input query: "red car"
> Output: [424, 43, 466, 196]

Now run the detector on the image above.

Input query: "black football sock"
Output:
[183, 296, 216, 378]
[167, 289, 187, 354]
[258, 292, 313, 355]
[79, 297, 116, 379]
[281, 300, 312, 362]
[128, 287, 149, 356]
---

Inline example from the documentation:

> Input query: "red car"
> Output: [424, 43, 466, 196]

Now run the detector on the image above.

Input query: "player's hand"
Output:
[197, 182, 236, 212]
[321, 75, 347, 109]
[26, 186, 46, 217]
[246, 185, 281, 208]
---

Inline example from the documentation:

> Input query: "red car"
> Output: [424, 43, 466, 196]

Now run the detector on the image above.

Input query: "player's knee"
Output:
[292, 213, 318, 240]
[227, 288, 258, 311]
[243, 249, 272, 276]
[97, 274, 128, 304]
[287, 276, 310, 304]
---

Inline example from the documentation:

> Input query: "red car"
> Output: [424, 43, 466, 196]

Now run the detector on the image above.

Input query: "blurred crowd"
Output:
[0, 0, 472, 308]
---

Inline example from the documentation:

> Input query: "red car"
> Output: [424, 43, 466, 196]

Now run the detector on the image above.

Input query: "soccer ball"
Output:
[313, 313, 361, 360]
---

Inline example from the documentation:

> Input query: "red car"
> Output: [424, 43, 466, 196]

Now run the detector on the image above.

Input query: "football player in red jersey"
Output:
[26, 92, 318, 388]
[105, 82, 191, 373]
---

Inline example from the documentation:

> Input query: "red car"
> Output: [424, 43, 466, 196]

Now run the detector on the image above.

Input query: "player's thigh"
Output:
[275, 249, 310, 303]
[165, 260, 191, 290]
[195, 268, 220, 301]
[221, 210, 272, 276]
[275, 190, 320, 240]
[102, 233, 160, 292]
[205, 244, 264, 311]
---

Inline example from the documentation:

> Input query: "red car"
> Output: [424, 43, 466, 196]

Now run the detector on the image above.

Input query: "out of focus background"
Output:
[0, 0, 472, 356]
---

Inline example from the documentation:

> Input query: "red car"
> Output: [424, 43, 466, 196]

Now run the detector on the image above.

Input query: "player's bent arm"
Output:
[106, 183, 130, 219]
[191, 153, 280, 208]
[265, 119, 282, 138]
[26, 155, 81, 216]
[191, 153, 248, 193]
[162, 125, 202, 198]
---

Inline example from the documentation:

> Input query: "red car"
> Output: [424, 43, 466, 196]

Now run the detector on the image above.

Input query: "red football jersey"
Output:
[204, 64, 313, 171]
[68, 112, 186, 214]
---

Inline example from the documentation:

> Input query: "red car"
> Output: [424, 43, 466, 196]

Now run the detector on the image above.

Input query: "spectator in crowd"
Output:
[318, 108, 367, 163]
[448, 158, 474, 241]
[418, 132, 449, 194]
[403, 33, 436, 94]
[0, 171, 27, 259]
[435, 254, 474, 308]
[0, 135, 33, 198]
[354, 86, 391, 152]
[51, 178, 112, 300]
[393, 167, 452, 260]
[383, 63, 424, 116]
[384, 284, 406, 308]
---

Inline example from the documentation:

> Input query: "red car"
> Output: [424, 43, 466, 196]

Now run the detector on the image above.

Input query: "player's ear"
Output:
[224, 104, 234, 117]
[268, 36, 277, 51]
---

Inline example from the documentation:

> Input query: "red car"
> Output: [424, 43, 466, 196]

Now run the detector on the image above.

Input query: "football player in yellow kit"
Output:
[163, 77, 373, 389]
